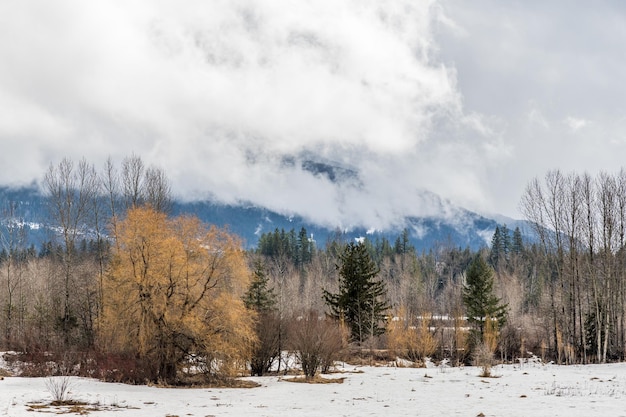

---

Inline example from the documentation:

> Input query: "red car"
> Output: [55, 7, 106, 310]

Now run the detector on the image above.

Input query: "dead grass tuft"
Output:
[149, 375, 261, 389]
[283, 375, 346, 384]
[28, 400, 96, 415]
[50, 400, 89, 407]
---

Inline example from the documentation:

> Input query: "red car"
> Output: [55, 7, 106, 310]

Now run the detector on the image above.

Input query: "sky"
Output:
[2, 1, 626, 229]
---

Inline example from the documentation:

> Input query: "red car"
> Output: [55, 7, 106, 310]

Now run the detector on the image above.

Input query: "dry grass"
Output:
[26, 403, 49, 410]
[148, 374, 261, 389]
[208, 379, 261, 388]
[50, 400, 89, 407]
[27, 400, 95, 415]
[283, 375, 346, 384]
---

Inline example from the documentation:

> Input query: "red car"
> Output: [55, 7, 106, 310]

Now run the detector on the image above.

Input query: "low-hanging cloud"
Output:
[1, 0, 509, 229]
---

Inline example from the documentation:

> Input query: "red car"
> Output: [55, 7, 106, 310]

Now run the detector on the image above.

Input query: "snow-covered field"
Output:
[3, 360, 626, 416]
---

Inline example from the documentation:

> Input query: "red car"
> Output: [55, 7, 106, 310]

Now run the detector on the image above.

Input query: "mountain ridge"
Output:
[0, 184, 521, 252]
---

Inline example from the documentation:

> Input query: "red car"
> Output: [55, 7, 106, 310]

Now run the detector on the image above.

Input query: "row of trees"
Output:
[1, 156, 257, 383]
[4, 158, 626, 385]
[522, 169, 626, 363]
[257, 227, 314, 268]
[0, 156, 419, 383]
[0, 182, 545, 381]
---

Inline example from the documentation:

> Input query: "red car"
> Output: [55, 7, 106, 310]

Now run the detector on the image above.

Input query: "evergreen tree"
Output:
[361, 237, 378, 263]
[243, 260, 277, 312]
[375, 236, 394, 261]
[323, 242, 391, 344]
[462, 255, 507, 338]
[257, 227, 311, 267]
[296, 227, 313, 267]
[489, 226, 502, 268]
[511, 226, 524, 255]
[489, 224, 512, 270]
[326, 228, 347, 258]
[393, 228, 414, 255]
[287, 228, 297, 260]
[243, 259, 280, 376]
[500, 224, 511, 257]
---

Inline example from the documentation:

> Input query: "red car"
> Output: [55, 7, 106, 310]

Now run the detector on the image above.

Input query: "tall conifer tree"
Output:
[323, 242, 390, 344]
[462, 255, 508, 338]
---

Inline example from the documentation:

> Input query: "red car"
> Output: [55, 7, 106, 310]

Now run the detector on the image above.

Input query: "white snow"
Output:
[2, 361, 626, 416]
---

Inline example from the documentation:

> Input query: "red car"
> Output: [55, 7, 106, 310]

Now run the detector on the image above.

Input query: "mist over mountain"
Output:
[3, 1, 626, 244]
[0, 183, 526, 253]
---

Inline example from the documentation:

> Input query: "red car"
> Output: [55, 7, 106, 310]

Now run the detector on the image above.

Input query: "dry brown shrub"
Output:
[288, 311, 346, 379]
[473, 316, 499, 377]
[473, 342, 494, 377]
[387, 307, 438, 363]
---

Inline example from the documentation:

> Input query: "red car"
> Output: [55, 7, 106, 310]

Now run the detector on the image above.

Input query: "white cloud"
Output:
[4, 0, 626, 226]
[564, 116, 589, 132]
[1, 0, 485, 229]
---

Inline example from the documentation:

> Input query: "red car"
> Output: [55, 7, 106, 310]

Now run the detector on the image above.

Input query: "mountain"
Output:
[0, 184, 516, 253]
[171, 200, 500, 251]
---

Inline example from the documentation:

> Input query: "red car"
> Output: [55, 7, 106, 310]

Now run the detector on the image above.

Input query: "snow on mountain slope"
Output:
[0, 185, 519, 251]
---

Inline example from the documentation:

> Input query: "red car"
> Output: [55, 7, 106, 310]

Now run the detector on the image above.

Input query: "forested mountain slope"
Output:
[0, 184, 524, 252]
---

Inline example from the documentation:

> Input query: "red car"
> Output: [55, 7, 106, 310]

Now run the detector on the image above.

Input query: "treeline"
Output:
[1, 159, 626, 386]
[522, 169, 626, 363]
[252, 224, 518, 367]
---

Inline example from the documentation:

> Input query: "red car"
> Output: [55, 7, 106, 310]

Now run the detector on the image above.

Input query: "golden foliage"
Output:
[387, 306, 438, 363]
[483, 315, 499, 353]
[474, 315, 499, 377]
[99, 206, 256, 383]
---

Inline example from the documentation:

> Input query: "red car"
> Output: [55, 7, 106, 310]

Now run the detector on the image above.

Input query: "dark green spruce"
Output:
[243, 259, 281, 376]
[462, 255, 508, 338]
[323, 242, 391, 344]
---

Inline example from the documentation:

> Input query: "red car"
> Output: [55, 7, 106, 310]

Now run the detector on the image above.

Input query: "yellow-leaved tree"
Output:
[387, 305, 438, 364]
[99, 206, 256, 384]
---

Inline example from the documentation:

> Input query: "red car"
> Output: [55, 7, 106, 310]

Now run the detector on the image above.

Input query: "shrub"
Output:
[387, 308, 438, 364]
[473, 342, 494, 377]
[289, 311, 345, 379]
[45, 376, 74, 403]
[249, 311, 282, 376]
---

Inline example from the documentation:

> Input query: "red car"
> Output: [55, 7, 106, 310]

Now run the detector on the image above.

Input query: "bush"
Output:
[289, 311, 345, 379]
[249, 312, 282, 376]
[473, 342, 494, 377]
[45, 376, 74, 403]
[387, 309, 438, 364]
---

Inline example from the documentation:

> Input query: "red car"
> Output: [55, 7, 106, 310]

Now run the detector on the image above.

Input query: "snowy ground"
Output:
[2, 360, 626, 416]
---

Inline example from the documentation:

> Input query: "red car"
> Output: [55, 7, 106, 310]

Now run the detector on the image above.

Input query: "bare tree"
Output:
[0, 201, 28, 348]
[521, 170, 578, 362]
[288, 311, 344, 379]
[616, 169, 626, 358]
[121, 154, 145, 210]
[44, 157, 99, 345]
[113, 155, 172, 216]
[596, 172, 616, 362]
[563, 173, 583, 361]
[522, 169, 626, 363]
[144, 166, 172, 214]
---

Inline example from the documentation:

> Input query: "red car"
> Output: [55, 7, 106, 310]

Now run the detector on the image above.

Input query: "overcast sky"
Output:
[2, 1, 626, 229]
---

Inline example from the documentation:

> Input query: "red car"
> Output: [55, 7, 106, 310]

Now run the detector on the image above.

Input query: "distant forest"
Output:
[1, 157, 626, 385]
